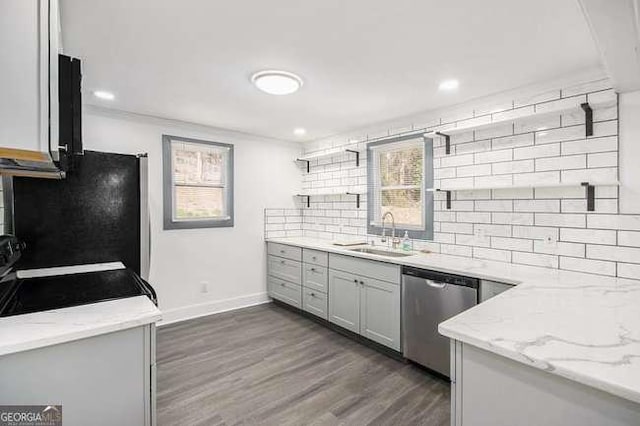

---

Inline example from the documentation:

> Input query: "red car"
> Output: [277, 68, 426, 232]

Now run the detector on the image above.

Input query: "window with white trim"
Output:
[163, 135, 234, 229]
[367, 135, 433, 239]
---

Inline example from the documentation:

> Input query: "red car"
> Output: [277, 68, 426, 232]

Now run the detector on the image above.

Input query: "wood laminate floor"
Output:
[156, 303, 450, 426]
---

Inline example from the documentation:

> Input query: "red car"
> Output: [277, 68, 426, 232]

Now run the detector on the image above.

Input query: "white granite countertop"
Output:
[0, 296, 162, 356]
[267, 237, 640, 404]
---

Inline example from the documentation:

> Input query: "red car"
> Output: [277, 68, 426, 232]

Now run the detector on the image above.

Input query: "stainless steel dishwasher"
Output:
[402, 266, 478, 378]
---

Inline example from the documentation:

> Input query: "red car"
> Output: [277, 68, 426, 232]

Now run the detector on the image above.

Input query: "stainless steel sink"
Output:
[348, 247, 414, 257]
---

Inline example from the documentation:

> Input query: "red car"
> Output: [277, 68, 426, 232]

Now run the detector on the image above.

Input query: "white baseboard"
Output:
[157, 292, 270, 326]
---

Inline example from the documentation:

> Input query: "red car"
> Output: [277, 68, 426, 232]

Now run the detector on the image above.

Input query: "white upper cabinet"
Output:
[0, 0, 60, 156]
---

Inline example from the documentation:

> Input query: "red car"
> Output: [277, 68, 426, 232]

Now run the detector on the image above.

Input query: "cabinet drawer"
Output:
[268, 277, 302, 308]
[268, 255, 302, 284]
[303, 288, 328, 320]
[479, 280, 513, 303]
[303, 265, 328, 292]
[329, 253, 400, 284]
[268, 242, 302, 261]
[303, 249, 328, 267]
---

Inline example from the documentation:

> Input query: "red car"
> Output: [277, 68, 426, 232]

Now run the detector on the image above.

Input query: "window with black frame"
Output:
[162, 135, 234, 229]
[367, 135, 433, 240]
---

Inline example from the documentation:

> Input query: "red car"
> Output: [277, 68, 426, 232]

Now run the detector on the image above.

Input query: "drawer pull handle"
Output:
[360, 280, 364, 286]
[280, 283, 285, 287]
[353, 279, 358, 283]
[310, 292, 315, 297]
[312, 256, 317, 260]
[280, 260, 285, 264]
[280, 250, 285, 254]
[310, 267, 316, 272]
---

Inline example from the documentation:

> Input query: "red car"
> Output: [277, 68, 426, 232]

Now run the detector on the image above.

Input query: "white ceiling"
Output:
[60, 0, 601, 142]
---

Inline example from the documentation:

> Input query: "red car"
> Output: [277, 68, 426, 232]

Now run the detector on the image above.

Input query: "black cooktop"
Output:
[0, 268, 156, 317]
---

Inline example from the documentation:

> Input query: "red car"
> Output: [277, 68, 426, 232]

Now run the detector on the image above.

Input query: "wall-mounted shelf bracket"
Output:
[581, 182, 595, 211]
[345, 149, 360, 167]
[580, 103, 593, 137]
[297, 194, 311, 208]
[435, 132, 451, 154]
[296, 159, 310, 173]
[436, 189, 452, 209]
[346, 192, 361, 208]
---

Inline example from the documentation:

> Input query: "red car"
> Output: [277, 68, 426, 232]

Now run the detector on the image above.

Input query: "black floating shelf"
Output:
[436, 189, 452, 210]
[581, 103, 593, 137]
[581, 182, 595, 211]
[345, 149, 360, 167]
[346, 192, 361, 208]
[295, 159, 310, 173]
[296, 194, 311, 208]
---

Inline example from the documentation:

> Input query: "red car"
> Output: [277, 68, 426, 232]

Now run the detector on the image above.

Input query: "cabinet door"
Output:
[328, 269, 360, 333]
[360, 277, 400, 351]
[0, 0, 59, 153]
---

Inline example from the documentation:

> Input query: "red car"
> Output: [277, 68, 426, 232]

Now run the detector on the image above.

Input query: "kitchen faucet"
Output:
[381, 212, 401, 249]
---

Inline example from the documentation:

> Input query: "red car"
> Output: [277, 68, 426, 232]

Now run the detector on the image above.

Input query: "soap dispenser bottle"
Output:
[402, 231, 411, 251]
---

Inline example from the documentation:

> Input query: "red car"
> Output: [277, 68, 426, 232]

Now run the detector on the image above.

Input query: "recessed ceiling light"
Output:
[93, 90, 115, 100]
[251, 70, 303, 95]
[294, 128, 306, 136]
[438, 79, 459, 91]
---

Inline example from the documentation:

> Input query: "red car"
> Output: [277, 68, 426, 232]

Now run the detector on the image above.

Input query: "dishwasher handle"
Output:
[424, 279, 447, 289]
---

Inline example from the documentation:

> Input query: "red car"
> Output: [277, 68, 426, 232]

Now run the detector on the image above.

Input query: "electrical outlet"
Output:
[200, 280, 210, 293]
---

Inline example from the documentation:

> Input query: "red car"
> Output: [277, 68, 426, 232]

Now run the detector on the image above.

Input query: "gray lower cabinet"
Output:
[268, 276, 302, 308]
[328, 269, 401, 351]
[303, 264, 328, 292]
[360, 276, 400, 350]
[328, 269, 361, 333]
[268, 255, 302, 284]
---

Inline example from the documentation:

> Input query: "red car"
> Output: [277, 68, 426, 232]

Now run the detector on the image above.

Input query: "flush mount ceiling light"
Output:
[438, 79, 459, 91]
[251, 70, 303, 95]
[93, 90, 115, 100]
[293, 128, 306, 136]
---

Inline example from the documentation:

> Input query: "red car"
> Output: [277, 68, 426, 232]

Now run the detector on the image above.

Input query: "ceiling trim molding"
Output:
[83, 104, 302, 146]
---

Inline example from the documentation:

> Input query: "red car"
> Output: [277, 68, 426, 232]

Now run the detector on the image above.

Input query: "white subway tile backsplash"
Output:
[457, 164, 492, 177]
[561, 136, 617, 155]
[561, 228, 617, 245]
[514, 199, 560, 212]
[513, 252, 559, 268]
[587, 245, 640, 264]
[474, 224, 512, 237]
[284, 79, 638, 279]
[513, 225, 558, 240]
[618, 231, 640, 247]
[535, 213, 586, 228]
[475, 149, 513, 164]
[473, 247, 512, 262]
[587, 152, 618, 168]
[535, 155, 586, 172]
[617, 263, 640, 280]
[588, 215, 640, 230]
[534, 240, 585, 257]
[513, 171, 560, 186]
[475, 200, 513, 212]
[492, 159, 534, 175]
[513, 143, 560, 160]
[492, 133, 534, 150]
[492, 212, 534, 225]
[491, 236, 533, 252]
[560, 256, 616, 276]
